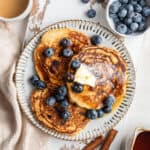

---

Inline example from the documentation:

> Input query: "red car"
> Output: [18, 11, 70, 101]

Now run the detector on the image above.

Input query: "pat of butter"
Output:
[74, 64, 96, 87]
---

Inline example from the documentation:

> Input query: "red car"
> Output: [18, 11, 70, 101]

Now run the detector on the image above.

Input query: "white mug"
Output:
[0, 0, 33, 22]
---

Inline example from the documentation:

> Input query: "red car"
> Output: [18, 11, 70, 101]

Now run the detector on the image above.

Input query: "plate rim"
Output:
[15, 19, 136, 141]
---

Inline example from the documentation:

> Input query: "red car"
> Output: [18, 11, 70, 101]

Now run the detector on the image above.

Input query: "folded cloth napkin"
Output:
[0, 22, 50, 150]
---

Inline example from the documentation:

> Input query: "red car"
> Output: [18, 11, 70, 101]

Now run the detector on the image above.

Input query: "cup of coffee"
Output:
[0, 0, 33, 22]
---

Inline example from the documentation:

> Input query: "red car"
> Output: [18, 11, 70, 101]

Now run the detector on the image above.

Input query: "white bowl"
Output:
[106, 0, 150, 37]
[0, 0, 33, 22]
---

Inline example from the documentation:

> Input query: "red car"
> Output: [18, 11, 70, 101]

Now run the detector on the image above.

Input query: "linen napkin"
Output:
[0, 21, 51, 150]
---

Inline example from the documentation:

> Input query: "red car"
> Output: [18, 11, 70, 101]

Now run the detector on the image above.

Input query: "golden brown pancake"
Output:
[67, 46, 127, 110]
[31, 28, 127, 135]
[30, 88, 89, 134]
[31, 28, 90, 134]
[34, 28, 90, 91]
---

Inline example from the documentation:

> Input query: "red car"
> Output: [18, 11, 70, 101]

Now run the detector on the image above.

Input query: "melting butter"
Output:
[74, 64, 96, 87]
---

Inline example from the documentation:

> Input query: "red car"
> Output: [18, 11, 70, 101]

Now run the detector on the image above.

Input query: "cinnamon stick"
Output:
[83, 135, 103, 150]
[100, 129, 118, 150]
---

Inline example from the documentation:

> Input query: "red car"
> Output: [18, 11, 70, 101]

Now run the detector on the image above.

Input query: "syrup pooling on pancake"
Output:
[34, 28, 90, 90]
[67, 46, 127, 110]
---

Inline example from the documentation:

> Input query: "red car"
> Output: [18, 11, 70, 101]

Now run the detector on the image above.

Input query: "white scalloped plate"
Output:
[15, 20, 136, 141]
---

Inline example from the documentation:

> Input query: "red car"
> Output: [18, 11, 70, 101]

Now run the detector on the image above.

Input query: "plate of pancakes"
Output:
[15, 20, 136, 141]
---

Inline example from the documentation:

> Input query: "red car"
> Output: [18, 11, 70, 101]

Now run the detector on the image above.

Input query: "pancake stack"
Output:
[30, 28, 127, 135]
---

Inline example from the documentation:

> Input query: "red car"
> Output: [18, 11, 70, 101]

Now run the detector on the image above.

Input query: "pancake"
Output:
[30, 88, 89, 134]
[34, 28, 91, 91]
[31, 28, 90, 134]
[67, 46, 127, 110]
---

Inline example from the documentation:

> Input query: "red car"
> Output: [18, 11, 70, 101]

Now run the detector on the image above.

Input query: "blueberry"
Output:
[113, 16, 120, 24]
[139, 0, 146, 6]
[81, 0, 89, 3]
[138, 21, 147, 31]
[130, 22, 139, 31]
[124, 17, 133, 25]
[103, 106, 112, 113]
[72, 82, 84, 93]
[30, 75, 39, 86]
[118, 4, 126, 11]
[35, 80, 46, 90]
[109, 13, 117, 18]
[96, 0, 104, 3]
[72, 83, 83, 93]
[118, 8, 127, 18]
[116, 23, 128, 34]
[86, 9, 96, 18]
[60, 110, 71, 120]
[60, 99, 69, 108]
[91, 35, 102, 45]
[46, 96, 56, 106]
[109, 13, 120, 24]
[44, 48, 54, 57]
[126, 28, 133, 34]
[71, 60, 81, 69]
[97, 109, 104, 118]
[129, 0, 137, 5]
[133, 13, 142, 23]
[142, 6, 150, 17]
[86, 110, 98, 120]
[109, 1, 121, 14]
[142, 16, 146, 22]
[126, 4, 134, 13]
[55, 94, 65, 101]
[134, 4, 142, 13]
[119, 0, 128, 4]
[56, 86, 67, 97]
[60, 38, 72, 47]
[62, 49, 73, 57]
[65, 72, 74, 82]
[103, 95, 115, 107]
[127, 12, 135, 18]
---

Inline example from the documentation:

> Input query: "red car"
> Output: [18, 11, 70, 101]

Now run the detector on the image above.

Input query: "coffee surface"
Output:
[0, 0, 28, 18]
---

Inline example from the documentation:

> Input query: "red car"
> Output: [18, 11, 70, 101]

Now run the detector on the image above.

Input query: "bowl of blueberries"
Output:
[106, 0, 150, 36]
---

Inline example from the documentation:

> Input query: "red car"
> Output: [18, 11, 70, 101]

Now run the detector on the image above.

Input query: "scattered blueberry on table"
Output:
[86, 9, 96, 18]
[109, 0, 150, 35]
[81, 0, 104, 18]
[81, 0, 90, 4]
